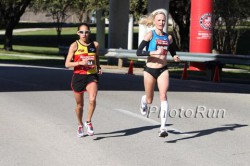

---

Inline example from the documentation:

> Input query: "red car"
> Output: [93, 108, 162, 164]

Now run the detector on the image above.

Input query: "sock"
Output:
[142, 95, 146, 105]
[160, 101, 168, 130]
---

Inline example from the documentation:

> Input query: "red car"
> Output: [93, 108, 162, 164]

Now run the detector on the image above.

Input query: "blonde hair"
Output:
[138, 9, 166, 27]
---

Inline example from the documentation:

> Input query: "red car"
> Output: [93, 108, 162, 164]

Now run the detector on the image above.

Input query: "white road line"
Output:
[115, 108, 160, 125]
[0, 53, 64, 60]
[0, 63, 67, 70]
[114, 108, 192, 136]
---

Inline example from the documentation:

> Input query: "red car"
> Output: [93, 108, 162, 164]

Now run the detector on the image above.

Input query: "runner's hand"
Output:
[173, 55, 180, 62]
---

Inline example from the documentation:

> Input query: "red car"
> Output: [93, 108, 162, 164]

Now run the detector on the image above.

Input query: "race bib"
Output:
[156, 39, 169, 49]
[80, 55, 95, 66]
[156, 39, 169, 55]
[80, 55, 95, 70]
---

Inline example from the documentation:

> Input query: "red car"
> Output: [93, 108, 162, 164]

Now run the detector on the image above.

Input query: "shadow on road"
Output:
[93, 124, 172, 141]
[166, 123, 248, 143]
[0, 65, 250, 93]
[0, 65, 145, 92]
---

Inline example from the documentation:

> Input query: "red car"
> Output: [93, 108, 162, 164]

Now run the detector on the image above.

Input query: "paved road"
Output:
[0, 64, 250, 166]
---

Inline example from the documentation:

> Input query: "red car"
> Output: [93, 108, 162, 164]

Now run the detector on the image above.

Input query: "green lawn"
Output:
[0, 25, 249, 84]
[0, 26, 136, 55]
[0, 45, 59, 56]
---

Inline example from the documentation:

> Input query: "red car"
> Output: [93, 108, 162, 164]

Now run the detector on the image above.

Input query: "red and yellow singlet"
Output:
[73, 40, 98, 75]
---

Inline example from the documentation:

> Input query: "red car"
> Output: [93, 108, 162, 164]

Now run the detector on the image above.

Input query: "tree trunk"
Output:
[56, 28, 62, 46]
[4, 25, 14, 51]
[1, 0, 32, 51]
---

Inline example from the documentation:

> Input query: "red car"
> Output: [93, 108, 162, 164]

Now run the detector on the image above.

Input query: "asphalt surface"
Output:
[0, 63, 250, 166]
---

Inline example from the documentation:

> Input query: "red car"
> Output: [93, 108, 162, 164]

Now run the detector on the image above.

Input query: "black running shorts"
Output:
[71, 74, 99, 93]
[144, 65, 168, 79]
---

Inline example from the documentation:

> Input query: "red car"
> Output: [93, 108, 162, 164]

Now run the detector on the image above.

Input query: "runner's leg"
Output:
[144, 71, 156, 104]
[86, 82, 98, 122]
[157, 70, 169, 130]
[74, 92, 84, 126]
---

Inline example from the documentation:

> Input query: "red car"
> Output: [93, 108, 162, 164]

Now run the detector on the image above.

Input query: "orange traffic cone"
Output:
[127, 60, 134, 75]
[181, 62, 188, 80]
[213, 65, 220, 82]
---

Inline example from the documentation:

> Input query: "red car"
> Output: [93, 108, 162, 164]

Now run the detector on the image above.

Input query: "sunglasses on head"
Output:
[78, 30, 90, 34]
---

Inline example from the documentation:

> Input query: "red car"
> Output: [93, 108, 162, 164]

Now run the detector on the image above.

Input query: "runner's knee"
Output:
[76, 103, 83, 110]
[88, 96, 96, 105]
[159, 94, 167, 101]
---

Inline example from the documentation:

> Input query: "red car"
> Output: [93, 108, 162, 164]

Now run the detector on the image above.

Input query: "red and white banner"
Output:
[189, 0, 213, 70]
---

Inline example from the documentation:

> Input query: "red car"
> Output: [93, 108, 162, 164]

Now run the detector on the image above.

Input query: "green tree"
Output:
[85, 0, 109, 11]
[85, 0, 109, 22]
[213, 0, 250, 54]
[169, 0, 250, 54]
[0, 10, 3, 28]
[169, 0, 191, 52]
[130, 0, 148, 22]
[32, 0, 73, 45]
[70, 0, 89, 23]
[0, 0, 32, 51]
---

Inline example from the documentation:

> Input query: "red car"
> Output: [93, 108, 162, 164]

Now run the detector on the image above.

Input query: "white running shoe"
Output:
[77, 125, 84, 137]
[159, 128, 168, 138]
[140, 95, 147, 115]
[84, 122, 94, 136]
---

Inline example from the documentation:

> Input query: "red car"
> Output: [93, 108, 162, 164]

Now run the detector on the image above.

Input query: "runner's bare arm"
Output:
[65, 42, 78, 68]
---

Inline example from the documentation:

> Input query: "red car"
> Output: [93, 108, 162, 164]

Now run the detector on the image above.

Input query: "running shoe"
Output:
[77, 125, 84, 137]
[159, 128, 168, 138]
[140, 95, 147, 115]
[84, 122, 94, 136]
